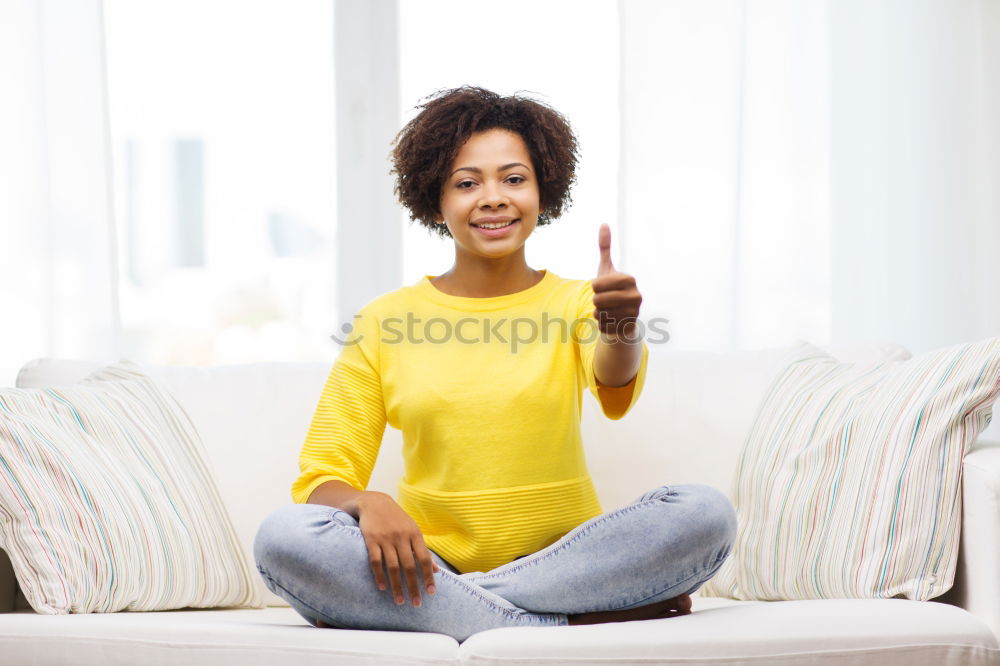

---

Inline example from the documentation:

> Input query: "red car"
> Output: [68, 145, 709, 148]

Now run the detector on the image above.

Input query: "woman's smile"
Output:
[471, 216, 520, 237]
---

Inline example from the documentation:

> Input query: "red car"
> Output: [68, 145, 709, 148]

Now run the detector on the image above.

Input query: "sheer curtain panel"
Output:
[0, 0, 119, 386]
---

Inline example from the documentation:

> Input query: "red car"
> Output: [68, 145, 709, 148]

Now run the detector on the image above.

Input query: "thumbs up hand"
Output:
[592, 223, 642, 341]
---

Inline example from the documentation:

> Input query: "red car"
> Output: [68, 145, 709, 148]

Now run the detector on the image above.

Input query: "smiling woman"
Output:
[252, 85, 736, 643]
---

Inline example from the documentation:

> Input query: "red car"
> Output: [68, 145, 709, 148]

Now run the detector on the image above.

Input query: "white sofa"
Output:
[2, 342, 999, 665]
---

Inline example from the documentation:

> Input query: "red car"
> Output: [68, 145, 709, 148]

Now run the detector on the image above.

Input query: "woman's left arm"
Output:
[594, 329, 643, 388]
[592, 223, 644, 388]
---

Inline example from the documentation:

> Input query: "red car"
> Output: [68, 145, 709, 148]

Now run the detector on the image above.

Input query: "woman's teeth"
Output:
[475, 220, 516, 229]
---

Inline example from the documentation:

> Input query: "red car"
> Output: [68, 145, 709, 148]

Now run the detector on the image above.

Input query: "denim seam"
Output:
[320, 519, 557, 625]
[472, 492, 679, 581]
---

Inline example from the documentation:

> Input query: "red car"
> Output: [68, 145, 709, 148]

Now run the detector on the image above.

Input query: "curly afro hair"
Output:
[390, 86, 580, 239]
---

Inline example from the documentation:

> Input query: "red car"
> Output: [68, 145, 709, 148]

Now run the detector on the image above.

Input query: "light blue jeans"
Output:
[253, 483, 737, 643]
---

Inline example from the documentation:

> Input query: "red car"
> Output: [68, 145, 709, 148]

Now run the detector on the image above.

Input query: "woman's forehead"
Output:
[452, 129, 532, 167]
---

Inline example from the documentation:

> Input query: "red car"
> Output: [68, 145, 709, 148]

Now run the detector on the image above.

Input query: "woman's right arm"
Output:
[306, 478, 369, 519]
[307, 479, 439, 608]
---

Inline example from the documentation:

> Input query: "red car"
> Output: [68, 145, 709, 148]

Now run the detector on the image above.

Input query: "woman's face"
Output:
[435, 128, 542, 259]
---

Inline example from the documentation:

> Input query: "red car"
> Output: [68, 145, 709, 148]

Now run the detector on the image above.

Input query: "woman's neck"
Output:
[431, 254, 543, 298]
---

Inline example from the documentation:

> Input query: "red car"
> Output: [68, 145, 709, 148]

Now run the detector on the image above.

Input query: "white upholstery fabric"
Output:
[949, 442, 1000, 639]
[0, 598, 995, 666]
[0, 606, 459, 666]
[461, 597, 999, 666]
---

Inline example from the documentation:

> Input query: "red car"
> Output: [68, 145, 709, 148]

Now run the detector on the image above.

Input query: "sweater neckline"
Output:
[415, 269, 557, 310]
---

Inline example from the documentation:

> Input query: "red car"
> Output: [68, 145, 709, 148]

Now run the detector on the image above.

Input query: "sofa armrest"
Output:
[935, 438, 1000, 639]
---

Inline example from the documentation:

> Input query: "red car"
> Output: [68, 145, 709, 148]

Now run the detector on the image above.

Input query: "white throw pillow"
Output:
[0, 360, 263, 613]
[701, 336, 1000, 601]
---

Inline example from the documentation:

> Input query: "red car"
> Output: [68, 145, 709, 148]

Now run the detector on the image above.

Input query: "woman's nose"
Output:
[478, 182, 508, 208]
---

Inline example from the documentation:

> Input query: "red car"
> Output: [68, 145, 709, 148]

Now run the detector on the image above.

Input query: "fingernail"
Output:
[413, 598, 421, 607]
[428, 585, 436, 595]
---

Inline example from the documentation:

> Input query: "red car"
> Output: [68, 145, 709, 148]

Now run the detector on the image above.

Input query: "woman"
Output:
[254, 86, 736, 642]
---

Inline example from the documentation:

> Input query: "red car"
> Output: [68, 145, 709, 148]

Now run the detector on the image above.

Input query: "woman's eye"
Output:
[456, 176, 524, 189]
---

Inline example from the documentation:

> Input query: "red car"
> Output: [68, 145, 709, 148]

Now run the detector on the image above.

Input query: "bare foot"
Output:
[566, 593, 692, 625]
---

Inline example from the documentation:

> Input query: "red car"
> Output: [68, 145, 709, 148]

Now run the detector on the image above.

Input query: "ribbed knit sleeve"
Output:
[575, 279, 649, 421]
[291, 306, 387, 503]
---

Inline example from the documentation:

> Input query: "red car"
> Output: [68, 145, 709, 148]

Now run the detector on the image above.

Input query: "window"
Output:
[104, 0, 337, 365]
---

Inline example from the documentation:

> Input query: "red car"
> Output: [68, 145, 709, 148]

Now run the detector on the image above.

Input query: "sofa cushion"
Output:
[459, 597, 999, 665]
[0, 606, 460, 666]
[0, 361, 261, 613]
[703, 336, 1000, 601]
[1, 597, 993, 666]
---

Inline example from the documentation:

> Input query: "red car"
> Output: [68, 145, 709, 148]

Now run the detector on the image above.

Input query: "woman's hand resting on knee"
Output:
[307, 480, 440, 609]
[356, 491, 440, 608]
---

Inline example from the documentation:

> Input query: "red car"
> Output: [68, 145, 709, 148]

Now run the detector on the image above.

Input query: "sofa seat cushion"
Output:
[460, 597, 1000, 666]
[1, 598, 996, 666]
[0, 607, 460, 666]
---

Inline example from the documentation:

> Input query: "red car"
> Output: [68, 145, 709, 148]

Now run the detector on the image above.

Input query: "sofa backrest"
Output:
[6, 340, 916, 607]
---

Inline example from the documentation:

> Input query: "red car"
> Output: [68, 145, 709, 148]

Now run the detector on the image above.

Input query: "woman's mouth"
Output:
[471, 219, 519, 238]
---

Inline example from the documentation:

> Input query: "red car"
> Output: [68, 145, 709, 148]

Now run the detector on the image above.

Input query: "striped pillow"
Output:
[0, 361, 262, 613]
[701, 336, 1000, 601]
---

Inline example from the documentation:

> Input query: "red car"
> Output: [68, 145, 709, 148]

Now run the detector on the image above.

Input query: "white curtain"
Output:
[828, 0, 1000, 357]
[620, 0, 831, 353]
[2, 0, 998, 386]
[620, 0, 999, 355]
[0, 0, 119, 386]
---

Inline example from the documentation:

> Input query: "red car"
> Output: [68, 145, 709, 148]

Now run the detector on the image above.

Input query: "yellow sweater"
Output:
[292, 268, 649, 574]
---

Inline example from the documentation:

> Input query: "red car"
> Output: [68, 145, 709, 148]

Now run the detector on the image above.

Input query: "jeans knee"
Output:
[254, 504, 292, 570]
[253, 503, 320, 571]
[254, 503, 362, 572]
[688, 484, 737, 552]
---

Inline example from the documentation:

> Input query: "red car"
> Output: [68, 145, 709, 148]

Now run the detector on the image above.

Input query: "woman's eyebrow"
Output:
[450, 162, 530, 177]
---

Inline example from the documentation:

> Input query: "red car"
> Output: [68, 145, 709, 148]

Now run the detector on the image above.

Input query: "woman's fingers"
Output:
[395, 537, 424, 607]
[382, 546, 406, 605]
[375, 538, 437, 608]
[412, 536, 437, 596]
[367, 541, 389, 591]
